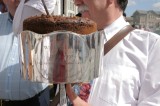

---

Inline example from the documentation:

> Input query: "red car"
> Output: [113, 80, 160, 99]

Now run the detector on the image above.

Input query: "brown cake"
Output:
[23, 15, 97, 34]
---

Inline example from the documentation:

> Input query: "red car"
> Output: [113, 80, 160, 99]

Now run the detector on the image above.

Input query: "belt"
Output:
[0, 88, 47, 106]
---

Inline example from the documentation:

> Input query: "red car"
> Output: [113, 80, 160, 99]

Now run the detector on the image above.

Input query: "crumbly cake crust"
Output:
[23, 15, 97, 34]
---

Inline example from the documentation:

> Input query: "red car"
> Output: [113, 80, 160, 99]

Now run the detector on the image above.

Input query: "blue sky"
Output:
[125, 0, 160, 16]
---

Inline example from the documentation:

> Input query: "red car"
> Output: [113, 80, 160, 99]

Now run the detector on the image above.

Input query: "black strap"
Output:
[104, 25, 134, 55]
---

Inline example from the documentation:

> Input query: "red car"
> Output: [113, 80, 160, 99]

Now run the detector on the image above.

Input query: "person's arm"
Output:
[66, 84, 91, 106]
[137, 37, 160, 105]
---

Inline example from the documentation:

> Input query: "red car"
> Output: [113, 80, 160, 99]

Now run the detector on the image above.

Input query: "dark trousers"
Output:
[1, 87, 50, 106]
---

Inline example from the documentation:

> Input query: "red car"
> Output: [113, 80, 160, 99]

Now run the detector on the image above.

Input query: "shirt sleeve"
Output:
[138, 36, 160, 106]
[13, 0, 25, 34]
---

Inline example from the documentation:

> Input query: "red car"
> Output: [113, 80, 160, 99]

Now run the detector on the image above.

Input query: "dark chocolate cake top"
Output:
[23, 15, 97, 34]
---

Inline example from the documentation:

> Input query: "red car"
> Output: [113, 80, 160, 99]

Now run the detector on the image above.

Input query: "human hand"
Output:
[66, 84, 77, 101]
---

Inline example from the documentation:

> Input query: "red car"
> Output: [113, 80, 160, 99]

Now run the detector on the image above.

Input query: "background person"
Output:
[13, 0, 58, 106]
[0, 0, 52, 106]
[66, 0, 160, 106]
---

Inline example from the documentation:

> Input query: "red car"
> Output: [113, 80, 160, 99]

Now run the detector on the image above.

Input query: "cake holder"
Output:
[19, 30, 104, 84]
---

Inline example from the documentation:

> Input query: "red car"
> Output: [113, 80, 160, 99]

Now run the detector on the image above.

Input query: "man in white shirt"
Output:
[66, 0, 160, 106]
[0, 0, 56, 106]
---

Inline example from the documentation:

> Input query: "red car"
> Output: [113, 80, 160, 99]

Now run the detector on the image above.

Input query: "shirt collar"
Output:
[103, 15, 130, 41]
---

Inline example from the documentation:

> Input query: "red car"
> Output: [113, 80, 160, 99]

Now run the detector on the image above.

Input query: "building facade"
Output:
[126, 10, 160, 31]
[53, 0, 78, 16]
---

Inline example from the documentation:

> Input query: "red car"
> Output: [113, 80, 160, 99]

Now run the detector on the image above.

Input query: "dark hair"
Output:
[117, 0, 128, 11]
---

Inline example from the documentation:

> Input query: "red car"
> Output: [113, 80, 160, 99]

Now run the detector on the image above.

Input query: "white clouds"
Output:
[153, 2, 160, 9]
[128, 0, 136, 6]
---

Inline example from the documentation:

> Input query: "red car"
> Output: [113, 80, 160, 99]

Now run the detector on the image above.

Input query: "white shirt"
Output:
[13, 0, 57, 34]
[88, 15, 160, 106]
[0, 12, 48, 100]
[25, 0, 57, 14]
